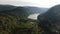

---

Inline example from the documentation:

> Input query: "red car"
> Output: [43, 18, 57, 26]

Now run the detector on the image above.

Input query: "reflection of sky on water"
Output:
[28, 13, 40, 20]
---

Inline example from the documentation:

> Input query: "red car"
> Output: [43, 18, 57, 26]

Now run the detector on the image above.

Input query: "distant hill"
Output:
[0, 5, 49, 18]
[21, 6, 48, 14]
[0, 5, 17, 11]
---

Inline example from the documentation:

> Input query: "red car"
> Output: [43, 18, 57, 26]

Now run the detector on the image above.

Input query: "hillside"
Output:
[0, 5, 49, 34]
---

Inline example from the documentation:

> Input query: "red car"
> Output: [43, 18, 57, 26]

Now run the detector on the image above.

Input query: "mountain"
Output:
[37, 4, 60, 34]
[0, 5, 49, 18]
[0, 5, 49, 34]
[0, 5, 17, 11]
[0, 5, 48, 14]
[21, 6, 48, 14]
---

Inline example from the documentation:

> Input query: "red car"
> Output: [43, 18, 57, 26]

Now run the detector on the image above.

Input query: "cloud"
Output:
[0, 0, 60, 8]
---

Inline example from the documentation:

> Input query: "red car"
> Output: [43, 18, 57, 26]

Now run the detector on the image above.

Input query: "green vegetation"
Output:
[0, 12, 42, 34]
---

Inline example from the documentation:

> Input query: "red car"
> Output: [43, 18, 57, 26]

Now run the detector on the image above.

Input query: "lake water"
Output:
[28, 13, 40, 20]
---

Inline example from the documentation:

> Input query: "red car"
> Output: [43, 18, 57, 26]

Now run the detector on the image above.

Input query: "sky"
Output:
[0, 0, 60, 8]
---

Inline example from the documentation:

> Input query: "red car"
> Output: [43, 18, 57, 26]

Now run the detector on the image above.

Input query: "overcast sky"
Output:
[0, 0, 60, 8]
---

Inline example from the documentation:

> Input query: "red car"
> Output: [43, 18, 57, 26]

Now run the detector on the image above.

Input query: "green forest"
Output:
[0, 12, 43, 34]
